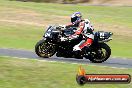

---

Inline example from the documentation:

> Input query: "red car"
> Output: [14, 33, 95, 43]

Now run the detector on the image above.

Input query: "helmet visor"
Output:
[71, 16, 77, 23]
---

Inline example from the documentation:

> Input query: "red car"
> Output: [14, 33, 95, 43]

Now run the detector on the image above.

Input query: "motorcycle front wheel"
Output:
[35, 39, 56, 58]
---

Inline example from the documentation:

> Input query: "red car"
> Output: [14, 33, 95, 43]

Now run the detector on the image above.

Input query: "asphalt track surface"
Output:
[0, 48, 132, 69]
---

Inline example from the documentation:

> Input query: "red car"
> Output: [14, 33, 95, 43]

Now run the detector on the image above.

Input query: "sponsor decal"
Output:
[76, 66, 131, 85]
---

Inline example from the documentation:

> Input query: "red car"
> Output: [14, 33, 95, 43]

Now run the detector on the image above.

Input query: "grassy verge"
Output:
[0, 0, 132, 58]
[0, 56, 131, 88]
[0, 23, 43, 50]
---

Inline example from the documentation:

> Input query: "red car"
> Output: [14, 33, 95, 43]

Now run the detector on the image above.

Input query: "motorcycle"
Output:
[35, 25, 113, 63]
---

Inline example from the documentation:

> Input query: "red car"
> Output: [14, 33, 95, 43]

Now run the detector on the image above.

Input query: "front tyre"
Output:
[35, 39, 56, 58]
[88, 43, 111, 63]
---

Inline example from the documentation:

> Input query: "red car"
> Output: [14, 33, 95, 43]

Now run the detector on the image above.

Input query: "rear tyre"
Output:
[86, 43, 111, 63]
[35, 39, 56, 58]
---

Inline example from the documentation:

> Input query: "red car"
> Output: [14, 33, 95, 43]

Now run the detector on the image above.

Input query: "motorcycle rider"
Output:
[61, 12, 94, 58]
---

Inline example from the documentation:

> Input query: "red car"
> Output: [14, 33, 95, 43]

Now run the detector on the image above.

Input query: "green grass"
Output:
[0, 0, 132, 58]
[0, 0, 132, 27]
[0, 56, 131, 88]
[109, 38, 132, 58]
[0, 23, 43, 50]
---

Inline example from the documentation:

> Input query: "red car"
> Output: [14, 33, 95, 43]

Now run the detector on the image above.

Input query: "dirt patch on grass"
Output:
[94, 23, 132, 38]
[0, 7, 44, 24]
[0, 7, 69, 26]
[105, 0, 132, 6]
[0, 19, 44, 26]
[88, 0, 132, 6]
[0, 6, 131, 39]
[0, 16, 69, 27]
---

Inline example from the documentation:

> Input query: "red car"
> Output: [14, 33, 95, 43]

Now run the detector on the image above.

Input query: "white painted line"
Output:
[48, 61, 57, 63]
[0, 55, 128, 69]
[60, 62, 66, 63]
[0, 47, 33, 52]
[71, 63, 78, 64]
[110, 67, 127, 69]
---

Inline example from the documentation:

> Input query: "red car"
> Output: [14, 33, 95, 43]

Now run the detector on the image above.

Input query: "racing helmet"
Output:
[71, 12, 82, 25]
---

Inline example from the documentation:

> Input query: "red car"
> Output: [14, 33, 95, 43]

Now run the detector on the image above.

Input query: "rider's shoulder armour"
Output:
[84, 19, 91, 24]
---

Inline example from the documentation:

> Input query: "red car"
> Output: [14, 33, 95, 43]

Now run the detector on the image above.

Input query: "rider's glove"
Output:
[59, 25, 66, 30]
[60, 37, 68, 41]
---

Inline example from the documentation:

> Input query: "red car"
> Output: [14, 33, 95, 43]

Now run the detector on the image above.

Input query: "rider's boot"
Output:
[73, 45, 83, 59]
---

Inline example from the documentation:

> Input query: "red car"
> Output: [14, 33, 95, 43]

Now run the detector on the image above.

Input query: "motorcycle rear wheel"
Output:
[85, 43, 111, 63]
[35, 39, 56, 58]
